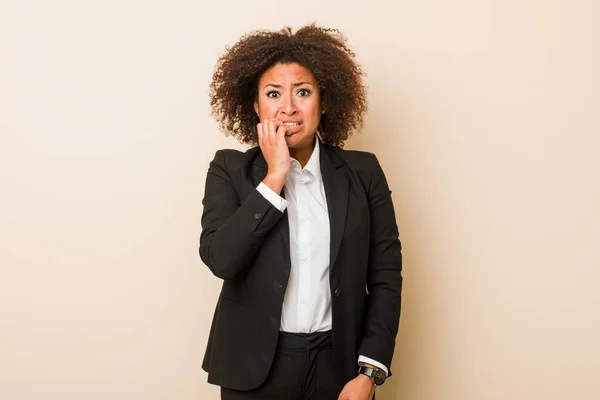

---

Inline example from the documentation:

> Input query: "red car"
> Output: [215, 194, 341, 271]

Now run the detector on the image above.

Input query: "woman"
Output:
[200, 24, 402, 400]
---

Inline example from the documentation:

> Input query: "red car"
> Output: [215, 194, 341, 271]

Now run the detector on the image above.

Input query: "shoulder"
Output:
[213, 146, 261, 161]
[323, 144, 381, 173]
[211, 146, 262, 170]
[323, 144, 390, 195]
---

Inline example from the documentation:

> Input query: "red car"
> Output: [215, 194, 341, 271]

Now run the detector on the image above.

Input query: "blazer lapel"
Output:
[320, 144, 348, 273]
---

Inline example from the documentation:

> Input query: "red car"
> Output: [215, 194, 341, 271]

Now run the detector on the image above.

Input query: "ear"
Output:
[254, 100, 259, 116]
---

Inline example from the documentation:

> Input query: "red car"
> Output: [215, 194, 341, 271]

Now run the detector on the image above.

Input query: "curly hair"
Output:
[209, 24, 368, 147]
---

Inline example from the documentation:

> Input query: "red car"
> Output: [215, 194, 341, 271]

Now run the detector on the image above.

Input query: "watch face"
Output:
[373, 369, 386, 386]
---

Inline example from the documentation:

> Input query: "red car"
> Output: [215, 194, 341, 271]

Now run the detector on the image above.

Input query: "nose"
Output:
[279, 94, 298, 116]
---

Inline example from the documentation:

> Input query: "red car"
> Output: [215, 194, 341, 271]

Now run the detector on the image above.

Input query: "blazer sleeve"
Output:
[358, 153, 403, 372]
[199, 150, 285, 280]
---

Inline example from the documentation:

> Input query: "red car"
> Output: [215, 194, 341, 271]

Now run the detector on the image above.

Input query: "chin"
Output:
[285, 133, 314, 149]
[284, 135, 302, 148]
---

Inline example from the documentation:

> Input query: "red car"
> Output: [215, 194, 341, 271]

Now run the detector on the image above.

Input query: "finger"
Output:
[267, 120, 278, 139]
[276, 123, 289, 137]
[256, 122, 264, 144]
[267, 119, 284, 132]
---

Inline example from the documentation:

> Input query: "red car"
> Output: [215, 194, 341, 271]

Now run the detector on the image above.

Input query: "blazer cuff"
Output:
[256, 182, 289, 212]
[358, 355, 389, 377]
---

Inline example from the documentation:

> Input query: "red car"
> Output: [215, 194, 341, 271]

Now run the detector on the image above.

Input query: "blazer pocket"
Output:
[220, 293, 245, 306]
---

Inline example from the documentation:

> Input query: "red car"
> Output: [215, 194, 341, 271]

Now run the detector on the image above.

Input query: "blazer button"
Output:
[273, 280, 283, 293]
[334, 288, 341, 297]
[254, 213, 262, 220]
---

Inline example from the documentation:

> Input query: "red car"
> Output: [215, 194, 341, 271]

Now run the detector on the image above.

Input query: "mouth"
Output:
[283, 121, 303, 135]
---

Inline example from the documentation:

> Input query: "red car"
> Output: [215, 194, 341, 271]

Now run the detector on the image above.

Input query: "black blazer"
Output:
[199, 141, 402, 391]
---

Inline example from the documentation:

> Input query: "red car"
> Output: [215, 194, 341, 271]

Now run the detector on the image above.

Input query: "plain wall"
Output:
[1, 0, 599, 399]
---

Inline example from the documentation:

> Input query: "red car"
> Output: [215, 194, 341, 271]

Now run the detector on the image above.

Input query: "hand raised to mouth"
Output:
[257, 118, 291, 193]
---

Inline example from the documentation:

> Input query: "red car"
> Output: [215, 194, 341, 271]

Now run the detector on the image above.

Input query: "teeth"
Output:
[284, 122, 299, 127]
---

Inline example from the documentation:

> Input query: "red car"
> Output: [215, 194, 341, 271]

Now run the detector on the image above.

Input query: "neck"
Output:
[289, 138, 316, 168]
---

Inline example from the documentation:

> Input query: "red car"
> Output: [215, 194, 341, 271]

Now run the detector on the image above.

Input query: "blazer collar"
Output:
[297, 136, 322, 182]
[251, 136, 343, 166]
[319, 140, 348, 272]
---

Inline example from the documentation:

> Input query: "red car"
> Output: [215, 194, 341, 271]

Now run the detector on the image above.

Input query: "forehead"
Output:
[258, 62, 317, 85]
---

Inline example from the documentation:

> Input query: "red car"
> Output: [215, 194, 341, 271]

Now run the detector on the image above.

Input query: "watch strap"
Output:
[358, 365, 384, 386]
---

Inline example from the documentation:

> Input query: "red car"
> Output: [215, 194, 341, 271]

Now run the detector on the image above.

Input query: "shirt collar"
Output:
[291, 135, 322, 182]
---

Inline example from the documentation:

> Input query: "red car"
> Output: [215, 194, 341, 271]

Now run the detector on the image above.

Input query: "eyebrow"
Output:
[263, 82, 314, 89]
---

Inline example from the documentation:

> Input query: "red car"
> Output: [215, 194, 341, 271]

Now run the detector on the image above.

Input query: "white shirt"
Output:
[256, 137, 388, 375]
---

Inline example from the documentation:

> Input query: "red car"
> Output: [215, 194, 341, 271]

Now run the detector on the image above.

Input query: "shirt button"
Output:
[254, 213, 262, 220]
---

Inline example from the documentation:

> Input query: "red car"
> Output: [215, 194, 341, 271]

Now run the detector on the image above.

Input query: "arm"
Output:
[358, 153, 403, 372]
[339, 155, 402, 399]
[199, 150, 285, 280]
[200, 120, 291, 280]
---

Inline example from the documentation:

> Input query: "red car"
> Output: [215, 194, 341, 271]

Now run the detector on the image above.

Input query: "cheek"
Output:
[269, 107, 282, 118]
[305, 100, 322, 120]
[257, 100, 277, 117]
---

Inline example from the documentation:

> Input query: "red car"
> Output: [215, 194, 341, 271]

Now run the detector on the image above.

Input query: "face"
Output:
[254, 62, 324, 150]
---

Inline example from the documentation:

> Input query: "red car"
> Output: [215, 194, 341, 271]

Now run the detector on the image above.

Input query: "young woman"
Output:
[200, 24, 403, 400]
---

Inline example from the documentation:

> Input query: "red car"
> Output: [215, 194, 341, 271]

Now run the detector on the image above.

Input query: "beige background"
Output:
[1, 0, 599, 399]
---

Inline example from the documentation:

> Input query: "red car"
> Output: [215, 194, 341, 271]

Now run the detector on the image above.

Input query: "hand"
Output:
[257, 119, 290, 193]
[337, 374, 375, 400]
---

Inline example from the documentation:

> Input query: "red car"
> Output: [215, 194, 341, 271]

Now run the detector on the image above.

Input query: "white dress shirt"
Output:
[256, 137, 388, 375]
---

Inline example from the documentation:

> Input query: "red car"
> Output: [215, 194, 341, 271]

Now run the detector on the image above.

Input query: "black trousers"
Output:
[221, 330, 345, 400]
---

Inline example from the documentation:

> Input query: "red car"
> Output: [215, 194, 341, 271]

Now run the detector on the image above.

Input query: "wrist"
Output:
[268, 164, 290, 178]
[262, 171, 287, 193]
[356, 373, 376, 387]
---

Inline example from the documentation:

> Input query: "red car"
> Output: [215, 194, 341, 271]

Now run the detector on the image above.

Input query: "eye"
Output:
[297, 88, 311, 97]
[266, 91, 280, 98]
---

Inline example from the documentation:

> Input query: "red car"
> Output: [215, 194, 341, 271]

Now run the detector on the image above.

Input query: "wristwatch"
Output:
[358, 365, 387, 386]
